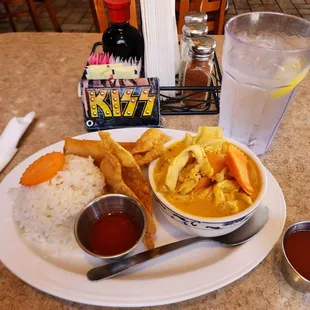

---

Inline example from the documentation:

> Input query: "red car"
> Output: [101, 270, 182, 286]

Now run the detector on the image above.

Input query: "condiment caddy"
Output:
[78, 4, 222, 131]
[81, 41, 221, 119]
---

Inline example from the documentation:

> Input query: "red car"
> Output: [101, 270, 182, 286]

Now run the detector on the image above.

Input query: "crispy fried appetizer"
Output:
[118, 142, 136, 153]
[63, 129, 172, 249]
[99, 152, 156, 249]
[131, 128, 171, 154]
[133, 143, 166, 166]
[63, 138, 105, 164]
[121, 129, 171, 166]
[64, 129, 170, 167]
[98, 131, 156, 249]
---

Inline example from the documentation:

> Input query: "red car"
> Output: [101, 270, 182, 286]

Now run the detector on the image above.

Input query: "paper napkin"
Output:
[0, 112, 35, 173]
[140, 0, 180, 95]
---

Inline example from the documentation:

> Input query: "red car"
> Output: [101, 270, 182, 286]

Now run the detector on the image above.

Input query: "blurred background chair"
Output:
[90, 0, 138, 33]
[90, 0, 227, 34]
[177, 0, 227, 35]
[0, 0, 61, 32]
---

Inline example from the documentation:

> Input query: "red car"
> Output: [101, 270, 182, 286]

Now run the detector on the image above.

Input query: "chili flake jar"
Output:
[182, 36, 216, 108]
[179, 22, 209, 84]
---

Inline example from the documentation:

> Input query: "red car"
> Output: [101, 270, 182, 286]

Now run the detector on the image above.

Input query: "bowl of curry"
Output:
[148, 126, 267, 237]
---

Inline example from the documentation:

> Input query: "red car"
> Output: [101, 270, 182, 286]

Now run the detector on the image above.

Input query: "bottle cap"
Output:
[189, 36, 216, 59]
[105, 0, 131, 23]
[182, 22, 208, 38]
[184, 11, 208, 24]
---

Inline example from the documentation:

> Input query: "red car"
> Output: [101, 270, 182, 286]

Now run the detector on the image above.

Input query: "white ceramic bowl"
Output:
[149, 137, 267, 237]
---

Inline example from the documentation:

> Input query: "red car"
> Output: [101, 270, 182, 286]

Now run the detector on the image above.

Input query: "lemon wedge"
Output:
[271, 69, 308, 99]
[271, 58, 308, 99]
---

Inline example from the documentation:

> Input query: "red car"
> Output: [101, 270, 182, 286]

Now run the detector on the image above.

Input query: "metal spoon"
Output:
[87, 205, 269, 281]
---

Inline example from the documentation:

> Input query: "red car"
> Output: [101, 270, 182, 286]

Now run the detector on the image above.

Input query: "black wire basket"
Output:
[86, 42, 221, 116]
[160, 53, 221, 115]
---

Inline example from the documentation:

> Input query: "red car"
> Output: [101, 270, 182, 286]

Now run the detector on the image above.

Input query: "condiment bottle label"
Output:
[79, 78, 161, 130]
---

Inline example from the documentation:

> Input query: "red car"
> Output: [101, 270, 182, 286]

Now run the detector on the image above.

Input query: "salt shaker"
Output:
[184, 11, 208, 24]
[182, 36, 216, 108]
[179, 22, 209, 84]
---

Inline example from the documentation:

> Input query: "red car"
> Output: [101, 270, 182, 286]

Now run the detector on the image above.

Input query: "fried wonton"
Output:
[131, 128, 171, 154]
[99, 131, 139, 169]
[63, 129, 173, 248]
[118, 142, 136, 153]
[98, 131, 156, 249]
[133, 143, 166, 166]
[99, 152, 156, 249]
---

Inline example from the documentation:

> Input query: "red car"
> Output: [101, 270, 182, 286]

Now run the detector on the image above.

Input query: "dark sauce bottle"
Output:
[102, 0, 144, 62]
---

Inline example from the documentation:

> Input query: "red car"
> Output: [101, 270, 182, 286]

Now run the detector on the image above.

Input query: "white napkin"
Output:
[140, 0, 179, 96]
[0, 112, 35, 173]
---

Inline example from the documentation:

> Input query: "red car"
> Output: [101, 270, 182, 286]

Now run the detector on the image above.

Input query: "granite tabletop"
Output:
[0, 33, 309, 310]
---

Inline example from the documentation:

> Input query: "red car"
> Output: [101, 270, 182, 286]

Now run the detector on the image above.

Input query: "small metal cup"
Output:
[281, 221, 310, 292]
[74, 194, 146, 260]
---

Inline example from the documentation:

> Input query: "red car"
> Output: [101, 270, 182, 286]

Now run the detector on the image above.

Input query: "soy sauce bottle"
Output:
[102, 0, 144, 62]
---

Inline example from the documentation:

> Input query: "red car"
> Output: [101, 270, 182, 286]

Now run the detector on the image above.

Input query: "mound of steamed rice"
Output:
[11, 155, 105, 253]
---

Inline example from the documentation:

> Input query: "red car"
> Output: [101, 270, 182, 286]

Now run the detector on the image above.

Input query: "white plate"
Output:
[0, 128, 286, 307]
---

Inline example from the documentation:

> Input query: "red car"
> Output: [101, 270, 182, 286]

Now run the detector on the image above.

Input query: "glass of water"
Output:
[219, 13, 310, 156]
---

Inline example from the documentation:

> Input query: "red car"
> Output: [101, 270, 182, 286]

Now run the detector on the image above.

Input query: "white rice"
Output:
[11, 155, 105, 254]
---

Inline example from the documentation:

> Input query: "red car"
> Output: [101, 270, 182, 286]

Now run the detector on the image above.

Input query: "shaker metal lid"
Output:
[184, 11, 208, 24]
[182, 22, 209, 37]
[189, 36, 217, 57]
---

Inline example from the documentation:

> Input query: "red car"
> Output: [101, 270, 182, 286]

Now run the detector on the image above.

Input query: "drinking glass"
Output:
[219, 13, 310, 156]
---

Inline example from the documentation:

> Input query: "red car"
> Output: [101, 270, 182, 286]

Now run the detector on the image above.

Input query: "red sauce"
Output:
[284, 231, 310, 280]
[88, 212, 140, 256]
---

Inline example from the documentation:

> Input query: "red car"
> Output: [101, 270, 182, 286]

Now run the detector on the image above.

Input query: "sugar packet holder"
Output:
[79, 78, 161, 131]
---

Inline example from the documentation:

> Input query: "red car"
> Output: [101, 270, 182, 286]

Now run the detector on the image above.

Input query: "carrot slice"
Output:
[225, 145, 254, 195]
[206, 153, 227, 176]
[20, 152, 65, 186]
[194, 176, 212, 192]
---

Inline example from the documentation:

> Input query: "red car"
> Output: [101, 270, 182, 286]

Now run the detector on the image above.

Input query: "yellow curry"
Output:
[153, 127, 261, 218]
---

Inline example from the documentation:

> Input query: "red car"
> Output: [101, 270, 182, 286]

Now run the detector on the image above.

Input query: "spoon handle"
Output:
[87, 236, 206, 281]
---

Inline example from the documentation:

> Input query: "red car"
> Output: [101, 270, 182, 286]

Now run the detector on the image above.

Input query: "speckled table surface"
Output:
[0, 33, 309, 310]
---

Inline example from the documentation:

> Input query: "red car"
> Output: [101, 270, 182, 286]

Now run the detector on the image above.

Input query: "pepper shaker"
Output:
[182, 36, 216, 108]
[179, 22, 209, 85]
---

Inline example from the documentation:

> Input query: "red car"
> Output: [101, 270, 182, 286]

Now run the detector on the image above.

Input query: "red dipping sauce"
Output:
[88, 212, 140, 256]
[284, 231, 310, 281]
